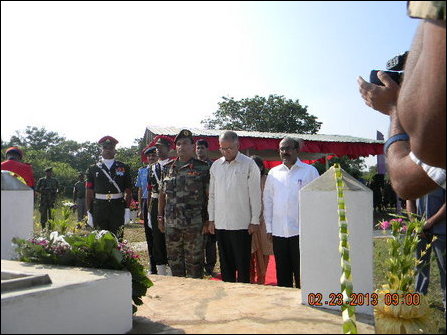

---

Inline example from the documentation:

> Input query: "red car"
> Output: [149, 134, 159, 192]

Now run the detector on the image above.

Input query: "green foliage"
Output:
[8, 126, 65, 151]
[201, 95, 322, 134]
[46, 206, 78, 235]
[313, 155, 367, 179]
[361, 165, 378, 184]
[115, 144, 143, 183]
[12, 217, 153, 313]
[378, 213, 429, 292]
[2, 127, 111, 197]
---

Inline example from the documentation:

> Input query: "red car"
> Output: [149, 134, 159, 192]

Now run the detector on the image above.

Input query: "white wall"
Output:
[1, 190, 34, 259]
[300, 167, 374, 315]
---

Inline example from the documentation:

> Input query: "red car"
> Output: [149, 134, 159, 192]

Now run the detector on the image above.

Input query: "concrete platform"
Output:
[1, 260, 132, 334]
[131, 275, 375, 334]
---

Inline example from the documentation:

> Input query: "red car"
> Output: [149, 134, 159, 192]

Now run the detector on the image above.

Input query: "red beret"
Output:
[5, 147, 23, 158]
[98, 136, 118, 145]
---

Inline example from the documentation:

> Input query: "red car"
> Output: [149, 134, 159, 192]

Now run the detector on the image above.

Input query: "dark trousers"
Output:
[216, 229, 251, 283]
[93, 199, 125, 240]
[39, 202, 55, 228]
[76, 198, 87, 222]
[204, 233, 217, 275]
[273, 235, 300, 288]
[149, 198, 168, 265]
[142, 199, 157, 274]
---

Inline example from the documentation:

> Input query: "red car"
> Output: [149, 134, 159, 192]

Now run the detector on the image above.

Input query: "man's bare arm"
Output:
[397, 20, 446, 168]
[386, 113, 439, 199]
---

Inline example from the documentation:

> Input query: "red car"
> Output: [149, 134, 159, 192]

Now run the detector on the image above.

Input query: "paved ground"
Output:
[129, 275, 375, 334]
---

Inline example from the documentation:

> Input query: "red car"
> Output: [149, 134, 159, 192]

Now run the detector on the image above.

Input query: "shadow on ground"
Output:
[128, 316, 185, 334]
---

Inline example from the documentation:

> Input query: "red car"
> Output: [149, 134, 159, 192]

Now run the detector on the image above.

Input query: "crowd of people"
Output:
[1, 130, 319, 288]
[132, 129, 319, 287]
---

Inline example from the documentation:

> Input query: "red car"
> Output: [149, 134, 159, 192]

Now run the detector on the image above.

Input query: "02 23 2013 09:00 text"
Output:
[307, 292, 422, 307]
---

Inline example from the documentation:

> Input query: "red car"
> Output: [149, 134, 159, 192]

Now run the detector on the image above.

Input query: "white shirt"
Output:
[158, 158, 171, 167]
[409, 151, 446, 189]
[208, 152, 261, 230]
[101, 158, 115, 170]
[263, 159, 319, 237]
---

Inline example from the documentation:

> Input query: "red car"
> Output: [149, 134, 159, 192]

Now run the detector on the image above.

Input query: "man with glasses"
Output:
[208, 130, 261, 283]
[263, 137, 319, 288]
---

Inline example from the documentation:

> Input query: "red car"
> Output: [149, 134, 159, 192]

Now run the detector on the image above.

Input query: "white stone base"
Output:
[1, 260, 132, 334]
[1, 190, 34, 260]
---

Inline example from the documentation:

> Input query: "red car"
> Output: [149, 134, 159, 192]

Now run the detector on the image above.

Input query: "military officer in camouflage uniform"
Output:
[157, 129, 210, 278]
[86, 136, 132, 240]
[36, 167, 59, 229]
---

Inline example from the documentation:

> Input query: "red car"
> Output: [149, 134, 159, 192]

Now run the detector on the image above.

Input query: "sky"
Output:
[1, 1, 419, 166]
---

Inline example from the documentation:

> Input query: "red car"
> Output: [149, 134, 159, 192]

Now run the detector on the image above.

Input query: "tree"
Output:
[313, 156, 367, 180]
[201, 95, 322, 134]
[9, 126, 65, 151]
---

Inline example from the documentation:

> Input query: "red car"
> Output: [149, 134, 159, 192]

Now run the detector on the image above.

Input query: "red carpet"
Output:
[210, 255, 277, 286]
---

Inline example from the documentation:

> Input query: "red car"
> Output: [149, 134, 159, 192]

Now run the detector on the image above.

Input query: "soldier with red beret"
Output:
[1, 146, 35, 188]
[147, 136, 174, 275]
[85, 136, 132, 240]
[135, 145, 158, 274]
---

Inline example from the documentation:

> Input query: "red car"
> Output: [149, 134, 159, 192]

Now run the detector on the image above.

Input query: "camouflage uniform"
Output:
[36, 176, 59, 228]
[161, 157, 210, 278]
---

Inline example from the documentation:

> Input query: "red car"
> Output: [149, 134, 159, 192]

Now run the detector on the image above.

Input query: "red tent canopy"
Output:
[142, 127, 384, 164]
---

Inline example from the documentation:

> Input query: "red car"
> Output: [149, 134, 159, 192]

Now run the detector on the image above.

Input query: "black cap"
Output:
[155, 137, 172, 147]
[174, 129, 194, 144]
[143, 145, 156, 155]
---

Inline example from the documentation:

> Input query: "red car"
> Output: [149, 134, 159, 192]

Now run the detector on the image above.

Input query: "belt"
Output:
[151, 194, 159, 199]
[95, 193, 123, 200]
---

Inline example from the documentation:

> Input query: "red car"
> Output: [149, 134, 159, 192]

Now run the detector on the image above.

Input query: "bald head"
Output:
[219, 131, 240, 162]
[219, 131, 239, 143]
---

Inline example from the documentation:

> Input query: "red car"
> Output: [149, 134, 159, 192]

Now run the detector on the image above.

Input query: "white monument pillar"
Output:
[1, 171, 34, 259]
[300, 167, 374, 315]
